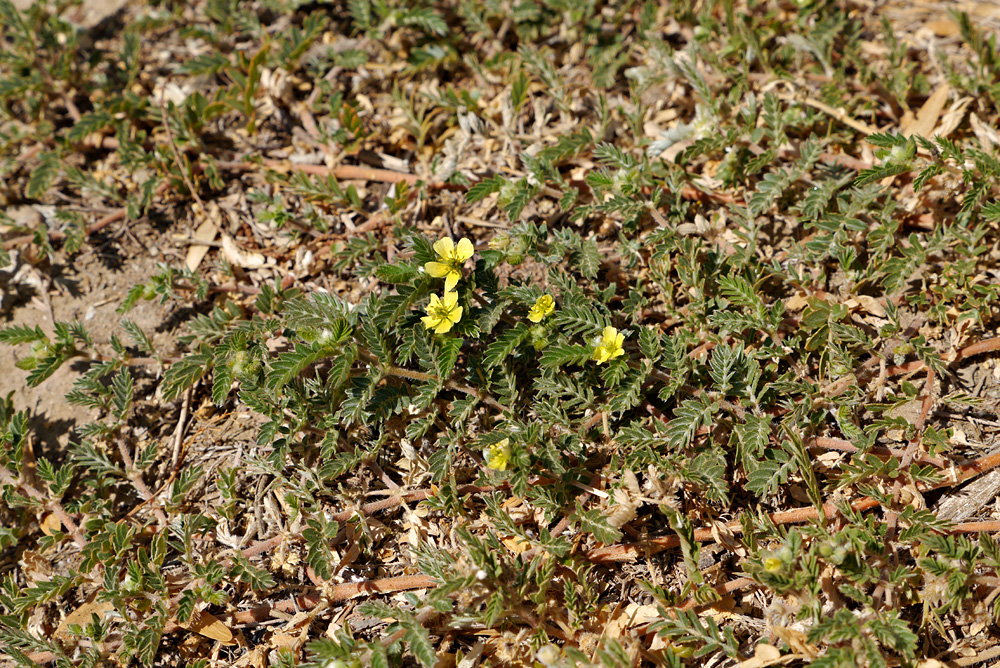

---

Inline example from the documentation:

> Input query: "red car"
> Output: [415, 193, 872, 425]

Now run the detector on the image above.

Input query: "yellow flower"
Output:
[591, 326, 626, 364]
[527, 294, 555, 323]
[764, 557, 784, 573]
[425, 237, 474, 292]
[421, 292, 463, 334]
[485, 438, 511, 471]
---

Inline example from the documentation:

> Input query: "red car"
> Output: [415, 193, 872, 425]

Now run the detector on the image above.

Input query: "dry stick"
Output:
[825, 334, 1000, 400]
[809, 436, 946, 468]
[230, 574, 437, 625]
[885, 336, 1000, 377]
[903, 368, 936, 474]
[585, 496, 882, 564]
[951, 646, 1000, 668]
[115, 438, 170, 529]
[3, 180, 173, 251]
[587, 446, 1000, 564]
[170, 387, 192, 470]
[327, 482, 501, 524]
[951, 520, 1000, 534]
[213, 159, 435, 188]
[3, 208, 124, 251]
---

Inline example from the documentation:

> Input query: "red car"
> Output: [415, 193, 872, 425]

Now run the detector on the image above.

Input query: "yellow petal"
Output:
[442, 291, 459, 309]
[433, 237, 454, 258]
[527, 310, 544, 323]
[434, 319, 454, 334]
[421, 315, 439, 330]
[455, 238, 474, 261]
[444, 271, 460, 292]
[425, 261, 451, 278]
[449, 305, 463, 323]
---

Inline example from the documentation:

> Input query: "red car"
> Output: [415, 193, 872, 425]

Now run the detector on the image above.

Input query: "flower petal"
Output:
[592, 345, 607, 364]
[442, 291, 459, 309]
[421, 315, 438, 330]
[433, 237, 454, 258]
[449, 305, 463, 323]
[435, 319, 454, 334]
[444, 271, 460, 292]
[425, 262, 451, 278]
[455, 238, 474, 261]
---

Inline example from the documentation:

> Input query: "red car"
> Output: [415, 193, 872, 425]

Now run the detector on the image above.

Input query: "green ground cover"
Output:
[4, 0, 1000, 665]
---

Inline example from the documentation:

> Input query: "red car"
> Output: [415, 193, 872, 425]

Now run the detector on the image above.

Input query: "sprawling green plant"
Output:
[6, 0, 1000, 666]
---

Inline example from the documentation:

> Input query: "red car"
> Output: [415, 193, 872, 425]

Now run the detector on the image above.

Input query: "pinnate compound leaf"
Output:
[665, 396, 719, 449]
[27, 152, 59, 199]
[400, 616, 436, 667]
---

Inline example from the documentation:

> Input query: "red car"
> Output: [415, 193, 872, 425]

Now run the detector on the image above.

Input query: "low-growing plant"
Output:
[6, 0, 1000, 666]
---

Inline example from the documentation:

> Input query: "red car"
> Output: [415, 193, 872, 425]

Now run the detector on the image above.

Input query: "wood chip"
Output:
[901, 85, 949, 139]
[222, 233, 266, 269]
[924, 19, 959, 37]
[185, 217, 219, 272]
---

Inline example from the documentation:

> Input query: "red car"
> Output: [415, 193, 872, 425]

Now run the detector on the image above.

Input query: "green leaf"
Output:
[400, 616, 436, 667]
[134, 626, 162, 667]
[665, 396, 718, 450]
[638, 326, 662, 361]
[230, 551, 276, 591]
[552, 303, 610, 338]
[400, 6, 447, 36]
[266, 342, 332, 391]
[854, 162, 911, 186]
[652, 609, 740, 659]
[709, 342, 745, 396]
[0, 324, 47, 345]
[745, 450, 793, 498]
[574, 238, 600, 279]
[283, 293, 353, 330]
[370, 644, 390, 668]
[539, 343, 591, 368]
[302, 516, 338, 581]
[120, 318, 154, 355]
[26, 351, 72, 387]
[375, 263, 418, 284]
[575, 503, 622, 545]
[434, 336, 462, 379]
[111, 369, 133, 421]
[66, 111, 112, 142]
[484, 323, 529, 369]
[26, 152, 59, 200]
[466, 175, 504, 203]
[162, 352, 211, 401]
[176, 590, 197, 623]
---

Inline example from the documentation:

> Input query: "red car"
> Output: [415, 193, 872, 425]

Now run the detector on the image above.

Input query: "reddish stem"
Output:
[886, 337, 1000, 377]
[230, 574, 436, 624]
